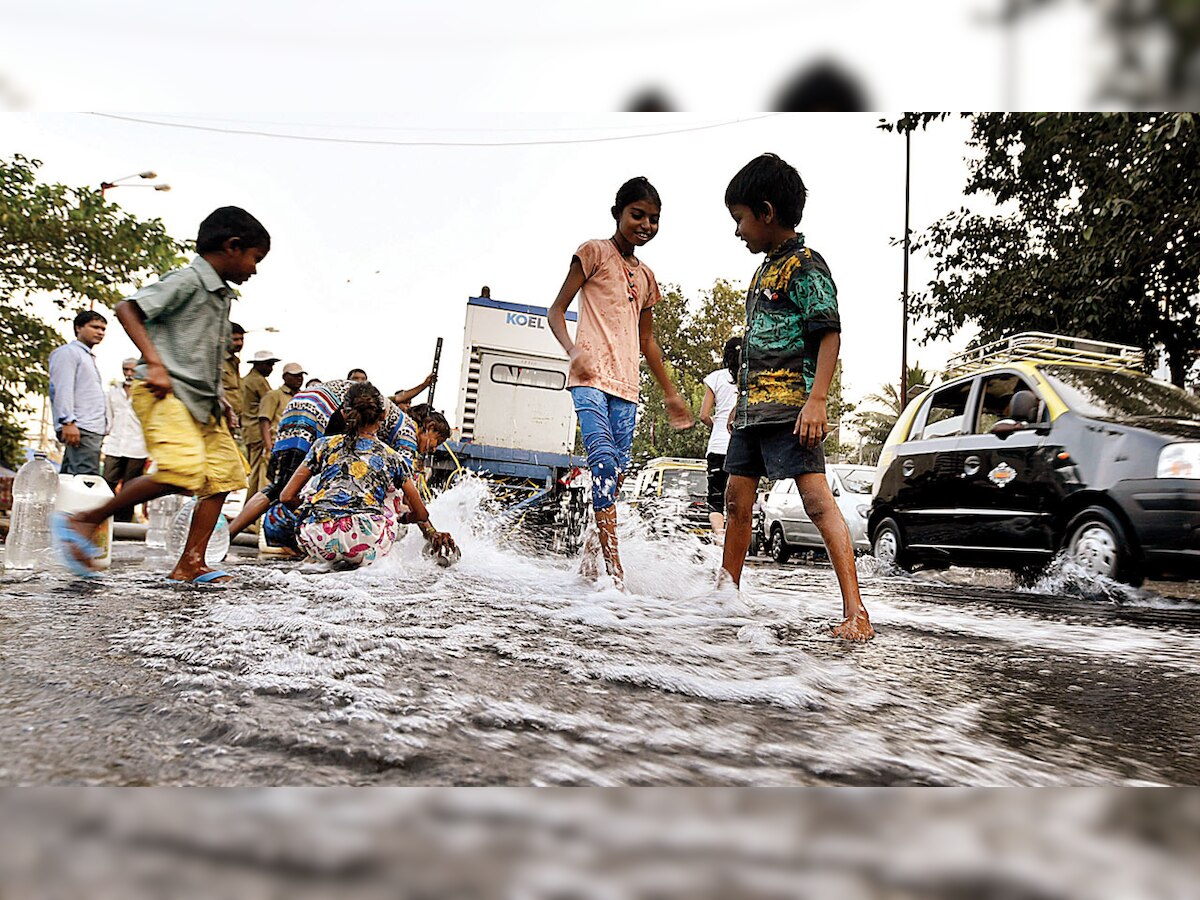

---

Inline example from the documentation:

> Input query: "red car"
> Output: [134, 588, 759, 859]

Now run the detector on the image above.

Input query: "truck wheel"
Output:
[1064, 506, 1143, 587]
[769, 526, 791, 564]
[872, 518, 912, 572]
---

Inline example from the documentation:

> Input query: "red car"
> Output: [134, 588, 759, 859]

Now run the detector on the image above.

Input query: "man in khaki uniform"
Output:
[241, 349, 278, 494]
[260, 361, 305, 460]
[222, 323, 246, 454]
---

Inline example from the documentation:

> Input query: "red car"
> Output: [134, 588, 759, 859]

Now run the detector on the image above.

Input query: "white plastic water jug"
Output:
[54, 474, 114, 570]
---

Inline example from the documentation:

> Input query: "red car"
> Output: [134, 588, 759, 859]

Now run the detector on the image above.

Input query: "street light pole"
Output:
[100, 170, 170, 197]
[92, 170, 170, 309]
[900, 126, 911, 413]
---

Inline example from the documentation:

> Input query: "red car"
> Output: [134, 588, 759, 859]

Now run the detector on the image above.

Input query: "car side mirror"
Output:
[831, 484, 841, 497]
[989, 420, 1024, 439]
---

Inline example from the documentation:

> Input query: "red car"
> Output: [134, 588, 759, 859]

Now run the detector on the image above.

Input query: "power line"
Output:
[133, 113, 701, 134]
[84, 112, 782, 147]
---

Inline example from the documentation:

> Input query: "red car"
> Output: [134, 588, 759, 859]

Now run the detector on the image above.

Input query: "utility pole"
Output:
[900, 124, 912, 412]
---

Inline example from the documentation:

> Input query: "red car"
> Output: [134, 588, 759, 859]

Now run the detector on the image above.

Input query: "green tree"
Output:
[848, 364, 932, 464]
[906, 113, 1200, 384]
[0, 154, 188, 468]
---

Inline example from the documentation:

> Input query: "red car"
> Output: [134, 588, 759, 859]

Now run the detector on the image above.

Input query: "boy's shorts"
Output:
[724, 422, 826, 481]
[131, 383, 247, 498]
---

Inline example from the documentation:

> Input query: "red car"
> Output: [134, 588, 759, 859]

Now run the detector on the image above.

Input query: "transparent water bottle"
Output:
[144, 492, 185, 559]
[5, 452, 59, 571]
[165, 497, 230, 567]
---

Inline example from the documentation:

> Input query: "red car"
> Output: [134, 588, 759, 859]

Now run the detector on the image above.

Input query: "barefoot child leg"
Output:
[721, 154, 874, 640]
[546, 177, 694, 588]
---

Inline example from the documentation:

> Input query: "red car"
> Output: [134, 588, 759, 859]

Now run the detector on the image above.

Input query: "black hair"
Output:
[347, 368, 368, 380]
[230, 322, 245, 335]
[722, 336, 743, 383]
[611, 176, 662, 221]
[73, 310, 107, 333]
[625, 88, 676, 112]
[772, 61, 868, 112]
[724, 153, 807, 229]
[195, 206, 271, 255]
[407, 403, 451, 441]
[343, 381, 385, 437]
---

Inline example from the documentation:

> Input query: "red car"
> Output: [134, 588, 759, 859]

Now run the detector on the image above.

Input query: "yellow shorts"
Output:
[132, 383, 248, 497]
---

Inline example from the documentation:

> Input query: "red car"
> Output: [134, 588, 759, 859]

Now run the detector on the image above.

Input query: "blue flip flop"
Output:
[49, 512, 102, 579]
[165, 570, 232, 585]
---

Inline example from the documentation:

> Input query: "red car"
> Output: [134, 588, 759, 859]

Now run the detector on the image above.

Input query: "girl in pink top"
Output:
[548, 177, 693, 590]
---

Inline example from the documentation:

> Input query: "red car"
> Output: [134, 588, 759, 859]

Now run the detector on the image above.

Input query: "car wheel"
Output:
[769, 526, 791, 564]
[749, 527, 762, 557]
[871, 517, 912, 572]
[1064, 506, 1143, 587]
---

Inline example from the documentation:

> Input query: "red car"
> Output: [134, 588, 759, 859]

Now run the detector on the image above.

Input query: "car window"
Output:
[1041, 365, 1200, 421]
[833, 466, 875, 493]
[919, 380, 972, 440]
[662, 469, 707, 499]
[975, 373, 1040, 434]
[639, 471, 661, 497]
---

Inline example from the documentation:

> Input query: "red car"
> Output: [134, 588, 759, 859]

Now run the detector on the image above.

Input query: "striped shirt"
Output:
[129, 256, 235, 425]
[48, 339, 108, 435]
[275, 379, 418, 466]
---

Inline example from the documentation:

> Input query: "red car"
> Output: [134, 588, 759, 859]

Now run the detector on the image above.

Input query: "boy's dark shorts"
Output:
[724, 422, 826, 481]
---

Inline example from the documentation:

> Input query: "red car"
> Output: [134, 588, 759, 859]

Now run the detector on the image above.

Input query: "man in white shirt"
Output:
[48, 310, 109, 475]
[102, 358, 149, 521]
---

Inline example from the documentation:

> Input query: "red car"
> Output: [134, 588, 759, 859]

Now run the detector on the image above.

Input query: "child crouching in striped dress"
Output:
[279, 382, 456, 567]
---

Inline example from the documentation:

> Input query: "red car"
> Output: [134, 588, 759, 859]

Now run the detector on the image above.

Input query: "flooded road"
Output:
[3, 479, 1200, 786]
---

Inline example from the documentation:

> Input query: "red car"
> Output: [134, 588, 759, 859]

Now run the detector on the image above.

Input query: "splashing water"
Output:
[44, 476, 1191, 785]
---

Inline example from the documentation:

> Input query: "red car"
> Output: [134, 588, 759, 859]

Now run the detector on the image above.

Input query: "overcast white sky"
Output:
[3, 0, 1108, 426]
[7, 112, 988, 422]
[1, 1, 1097, 111]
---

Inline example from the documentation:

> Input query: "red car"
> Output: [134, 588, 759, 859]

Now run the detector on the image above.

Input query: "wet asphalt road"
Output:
[3, 510, 1200, 785]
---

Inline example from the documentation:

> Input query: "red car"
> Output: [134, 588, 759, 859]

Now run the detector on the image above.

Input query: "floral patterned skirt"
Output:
[296, 512, 397, 566]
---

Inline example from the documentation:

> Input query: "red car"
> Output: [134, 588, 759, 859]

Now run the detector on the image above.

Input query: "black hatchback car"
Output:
[869, 333, 1200, 586]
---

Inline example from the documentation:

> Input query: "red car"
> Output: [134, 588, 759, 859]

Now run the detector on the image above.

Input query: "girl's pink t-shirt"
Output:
[569, 238, 661, 403]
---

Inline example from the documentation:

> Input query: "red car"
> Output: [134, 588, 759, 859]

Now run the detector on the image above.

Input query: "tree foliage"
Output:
[911, 113, 1199, 385]
[847, 364, 933, 464]
[632, 278, 853, 462]
[0, 154, 188, 468]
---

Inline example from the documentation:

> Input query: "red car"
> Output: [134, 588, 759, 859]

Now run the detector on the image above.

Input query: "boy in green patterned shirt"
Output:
[720, 153, 873, 642]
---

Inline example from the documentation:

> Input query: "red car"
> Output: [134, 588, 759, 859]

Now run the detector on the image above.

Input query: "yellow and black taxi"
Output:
[623, 457, 712, 537]
[869, 333, 1200, 586]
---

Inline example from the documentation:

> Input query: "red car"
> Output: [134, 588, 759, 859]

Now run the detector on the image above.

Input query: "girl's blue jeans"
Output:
[570, 386, 637, 511]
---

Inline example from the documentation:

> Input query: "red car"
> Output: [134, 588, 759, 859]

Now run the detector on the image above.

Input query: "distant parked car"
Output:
[625, 457, 711, 538]
[761, 465, 876, 563]
[749, 488, 768, 556]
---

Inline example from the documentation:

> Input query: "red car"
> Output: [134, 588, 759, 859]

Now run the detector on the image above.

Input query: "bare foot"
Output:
[832, 611, 875, 642]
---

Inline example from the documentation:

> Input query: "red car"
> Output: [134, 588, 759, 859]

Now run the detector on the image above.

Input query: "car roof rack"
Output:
[944, 331, 1145, 377]
[645, 457, 706, 467]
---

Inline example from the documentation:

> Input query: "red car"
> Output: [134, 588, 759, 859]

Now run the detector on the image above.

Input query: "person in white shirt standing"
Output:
[102, 358, 149, 522]
[48, 310, 109, 475]
[699, 337, 742, 545]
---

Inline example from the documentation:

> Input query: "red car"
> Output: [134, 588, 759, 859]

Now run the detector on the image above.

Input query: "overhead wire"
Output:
[84, 112, 782, 148]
